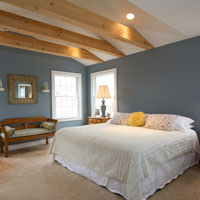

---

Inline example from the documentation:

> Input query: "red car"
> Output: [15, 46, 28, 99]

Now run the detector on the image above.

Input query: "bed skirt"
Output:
[54, 152, 198, 200]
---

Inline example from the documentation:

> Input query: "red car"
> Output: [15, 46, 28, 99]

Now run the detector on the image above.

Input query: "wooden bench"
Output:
[0, 116, 58, 157]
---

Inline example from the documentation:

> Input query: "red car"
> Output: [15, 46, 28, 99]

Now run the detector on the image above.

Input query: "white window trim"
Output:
[91, 68, 117, 116]
[51, 70, 82, 122]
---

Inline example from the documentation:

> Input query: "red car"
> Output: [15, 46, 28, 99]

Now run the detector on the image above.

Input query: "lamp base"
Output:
[101, 99, 106, 117]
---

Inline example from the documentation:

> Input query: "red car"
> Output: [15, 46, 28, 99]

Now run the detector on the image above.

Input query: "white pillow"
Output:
[110, 112, 131, 125]
[173, 115, 194, 132]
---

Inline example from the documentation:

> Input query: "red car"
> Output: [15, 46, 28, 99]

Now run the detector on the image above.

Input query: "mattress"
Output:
[54, 151, 198, 200]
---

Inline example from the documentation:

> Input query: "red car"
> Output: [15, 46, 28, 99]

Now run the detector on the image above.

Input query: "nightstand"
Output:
[88, 116, 111, 125]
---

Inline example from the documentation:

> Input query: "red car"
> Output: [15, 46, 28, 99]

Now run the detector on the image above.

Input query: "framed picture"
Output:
[95, 109, 100, 116]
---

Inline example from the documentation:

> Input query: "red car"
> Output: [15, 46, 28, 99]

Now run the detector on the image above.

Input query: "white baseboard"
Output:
[4, 139, 52, 151]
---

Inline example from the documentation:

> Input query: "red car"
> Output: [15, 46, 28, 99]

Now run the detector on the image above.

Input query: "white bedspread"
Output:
[49, 124, 200, 200]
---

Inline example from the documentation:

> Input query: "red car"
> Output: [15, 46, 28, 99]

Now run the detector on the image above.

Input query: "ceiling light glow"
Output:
[126, 13, 135, 20]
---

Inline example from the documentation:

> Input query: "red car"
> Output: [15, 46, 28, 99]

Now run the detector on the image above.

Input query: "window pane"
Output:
[55, 86, 58, 96]
[56, 97, 62, 107]
[62, 97, 67, 106]
[56, 107, 62, 118]
[61, 76, 66, 86]
[55, 76, 60, 86]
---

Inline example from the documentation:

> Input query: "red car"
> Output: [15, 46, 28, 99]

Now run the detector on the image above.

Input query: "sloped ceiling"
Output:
[0, 0, 199, 66]
[128, 0, 200, 37]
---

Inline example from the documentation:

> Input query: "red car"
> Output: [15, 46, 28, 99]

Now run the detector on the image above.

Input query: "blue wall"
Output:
[87, 36, 200, 132]
[1, 36, 200, 132]
[0, 46, 87, 129]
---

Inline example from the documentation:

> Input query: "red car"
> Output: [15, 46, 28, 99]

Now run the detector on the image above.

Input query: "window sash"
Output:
[52, 70, 82, 121]
[91, 68, 117, 116]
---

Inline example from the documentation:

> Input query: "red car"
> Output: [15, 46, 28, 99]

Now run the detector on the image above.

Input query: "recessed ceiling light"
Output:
[126, 13, 135, 20]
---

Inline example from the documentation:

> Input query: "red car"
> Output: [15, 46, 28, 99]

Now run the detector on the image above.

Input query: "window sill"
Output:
[56, 117, 82, 122]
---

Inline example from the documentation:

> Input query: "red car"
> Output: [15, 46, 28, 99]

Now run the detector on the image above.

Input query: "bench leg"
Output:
[46, 136, 48, 145]
[0, 137, 3, 153]
[5, 142, 8, 157]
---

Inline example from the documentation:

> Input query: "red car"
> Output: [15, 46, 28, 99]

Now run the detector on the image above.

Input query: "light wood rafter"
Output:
[0, 31, 103, 62]
[0, 10, 124, 57]
[1, 0, 153, 49]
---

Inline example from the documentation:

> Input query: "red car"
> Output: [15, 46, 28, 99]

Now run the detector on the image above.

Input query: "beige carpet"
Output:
[0, 145, 199, 200]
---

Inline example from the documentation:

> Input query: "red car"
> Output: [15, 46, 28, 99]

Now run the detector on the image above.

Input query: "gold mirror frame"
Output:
[8, 75, 38, 104]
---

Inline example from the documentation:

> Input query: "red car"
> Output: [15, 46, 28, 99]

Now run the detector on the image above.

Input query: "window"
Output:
[52, 70, 82, 121]
[91, 68, 117, 116]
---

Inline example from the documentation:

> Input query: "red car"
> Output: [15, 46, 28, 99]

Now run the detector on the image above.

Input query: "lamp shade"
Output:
[96, 85, 112, 99]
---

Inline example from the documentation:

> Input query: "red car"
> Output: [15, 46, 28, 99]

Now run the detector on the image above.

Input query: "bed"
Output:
[49, 123, 200, 200]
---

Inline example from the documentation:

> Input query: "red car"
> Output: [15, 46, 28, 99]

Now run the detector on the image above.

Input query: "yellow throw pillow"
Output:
[128, 112, 146, 127]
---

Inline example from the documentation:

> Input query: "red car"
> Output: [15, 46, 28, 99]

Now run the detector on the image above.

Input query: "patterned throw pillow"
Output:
[41, 121, 54, 131]
[0, 126, 15, 137]
[110, 112, 131, 125]
[143, 114, 177, 131]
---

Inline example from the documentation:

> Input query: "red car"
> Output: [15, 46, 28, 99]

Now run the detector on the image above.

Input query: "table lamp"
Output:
[96, 85, 112, 117]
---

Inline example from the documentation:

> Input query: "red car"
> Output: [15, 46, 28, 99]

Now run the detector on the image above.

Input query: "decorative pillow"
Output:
[110, 112, 131, 125]
[40, 121, 54, 131]
[128, 112, 146, 127]
[144, 114, 177, 131]
[0, 126, 15, 137]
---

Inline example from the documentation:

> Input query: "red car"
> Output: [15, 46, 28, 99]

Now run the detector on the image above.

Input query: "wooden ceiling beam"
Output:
[0, 10, 124, 58]
[0, 31, 103, 63]
[1, 0, 153, 50]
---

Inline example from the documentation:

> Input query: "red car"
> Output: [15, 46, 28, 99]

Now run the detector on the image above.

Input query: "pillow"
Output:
[0, 126, 15, 137]
[40, 121, 54, 131]
[153, 114, 194, 132]
[144, 114, 177, 131]
[110, 112, 131, 125]
[128, 112, 146, 127]
[189, 125, 194, 129]
[173, 115, 194, 132]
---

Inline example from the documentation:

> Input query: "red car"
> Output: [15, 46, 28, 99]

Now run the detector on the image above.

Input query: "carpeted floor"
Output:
[0, 145, 199, 200]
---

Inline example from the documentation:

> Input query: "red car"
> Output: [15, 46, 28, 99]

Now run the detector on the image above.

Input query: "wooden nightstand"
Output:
[88, 117, 111, 125]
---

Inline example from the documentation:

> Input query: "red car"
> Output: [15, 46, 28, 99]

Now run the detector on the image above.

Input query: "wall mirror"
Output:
[8, 75, 38, 104]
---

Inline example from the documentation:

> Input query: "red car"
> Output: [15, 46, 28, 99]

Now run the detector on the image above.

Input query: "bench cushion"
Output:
[0, 128, 53, 138]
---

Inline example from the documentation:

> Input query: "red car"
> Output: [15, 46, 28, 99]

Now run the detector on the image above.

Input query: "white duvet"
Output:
[49, 124, 200, 200]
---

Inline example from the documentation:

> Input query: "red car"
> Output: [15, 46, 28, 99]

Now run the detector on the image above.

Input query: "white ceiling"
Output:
[0, 0, 199, 66]
[128, 0, 200, 37]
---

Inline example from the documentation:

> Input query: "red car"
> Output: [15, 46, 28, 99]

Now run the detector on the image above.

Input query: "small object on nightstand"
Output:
[95, 109, 100, 116]
[106, 113, 111, 118]
[88, 116, 111, 125]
